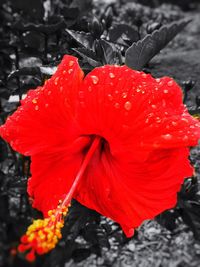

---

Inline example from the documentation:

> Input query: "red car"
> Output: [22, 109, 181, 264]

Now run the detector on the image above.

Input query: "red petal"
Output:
[74, 65, 200, 236]
[77, 65, 200, 154]
[28, 136, 90, 214]
[76, 146, 193, 236]
[0, 55, 84, 156]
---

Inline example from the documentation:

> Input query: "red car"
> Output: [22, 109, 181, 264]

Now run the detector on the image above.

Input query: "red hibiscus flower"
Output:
[1, 55, 200, 260]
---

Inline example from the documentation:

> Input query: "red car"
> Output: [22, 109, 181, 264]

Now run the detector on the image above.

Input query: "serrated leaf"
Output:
[99, 39, 121, 65]
[125, 19, 191, 70]
[72, 48, 101, 67]
[109, 23, 139, 43]
[65, 29, 94, 49]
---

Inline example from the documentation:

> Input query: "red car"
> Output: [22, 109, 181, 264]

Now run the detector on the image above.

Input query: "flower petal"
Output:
[77, 65, 200, 157]
[76, 145, 193, 237]
[28, 136, 90, 214]
[0, 55, 84, 155]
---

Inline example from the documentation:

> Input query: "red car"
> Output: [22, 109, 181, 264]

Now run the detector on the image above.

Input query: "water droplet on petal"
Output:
[32, 98, 37, 104]
[45, 103, 49, 108]
[69, 61, 74, 67]
[156, 117, 161, 123]
[114, 103, 120, 109]
[63, 70, 66, 74]
[54, 77, 59, 85]
[60, 86, 63, 92]
[142, 73, 147, 78]
[47, 91, 52, 95]
[162, 134, 172, 140]
[124, 101, 132, 111]
[172, 121, 177, 126]
[91, 75, 99, 85]
[107, 94, 113, 101]
[68, 69, 73, 74]
[167, 80, 174, 87]
[183, 135, 188, 141]
[163, 89, 168, 94]
[115, 90, 119, 94]
[122, 92, 128, 98]
[151, 104, 156, 109]
[35, 105, 39, 111]
[109, 72, 115, 79]
[181, 118, 189, 123]
[156, 78, 161, 83]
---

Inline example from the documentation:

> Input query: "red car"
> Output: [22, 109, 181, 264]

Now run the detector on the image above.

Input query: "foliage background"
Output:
[0, 0, 200, 266]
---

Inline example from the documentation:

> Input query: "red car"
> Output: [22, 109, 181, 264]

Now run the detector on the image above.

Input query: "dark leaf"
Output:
[65, 29, 94, 49]
[72, 248, 91, 263]
[156, 210, 177, 231]
[10, 0, 44, 20]
[98, 39, 121, 65]
[13, 18, 66, 35]
[125, 19, 191, 70]
[0, 139, 8, 162]
[178, 178, 200, 240]
[64, 200, 100, 240]
[109, 23, 139, 43]
[8, 67, 41, 80]
[72, 48, 101, 67]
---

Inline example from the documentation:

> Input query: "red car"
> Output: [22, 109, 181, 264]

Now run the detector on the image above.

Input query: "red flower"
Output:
[1, 55, 200, 256]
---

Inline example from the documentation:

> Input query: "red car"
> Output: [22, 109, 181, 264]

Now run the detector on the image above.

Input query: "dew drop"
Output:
[54, 77, 59, 85]
[145, 118, 149, 124]
[60, 86, 63, 92]
[156, 78, 161, 83]
[163, 89, 168, 94]
[109, 72, 115, 79]
[156, 117, 161, 123]
[172, 121, 177, 126]
[107, 94, 113, 101]
[63, 70, 66, 74]
[68, 69, 73, 74]
[91, 75, 99, 85]
[162, 134, 172, 140]
[115, 90, 119, 94]
[183, 135, 188, 141]
[35, 105, 39, 111]
[124, 101, 132, 111]
[114, 103, 120, 109]
[167, 80, 174, 87]
[32, 98, 37, 104]
[136, 88, 140, 93]
[181, 118, 189, 123]
[47, 91, 52, 95]
[141, 90, 145, 94]
[142, 73, 147, 78]
[69, 60, 74, 67]
[45, 103, 49, 108]
[151, 104, 156, 109]
[122, 92, 128, 98]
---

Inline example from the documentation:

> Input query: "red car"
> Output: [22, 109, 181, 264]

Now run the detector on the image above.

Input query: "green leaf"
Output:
[125, 19, 191, 70]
